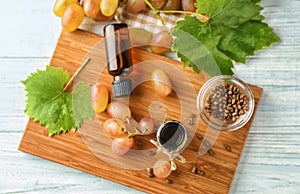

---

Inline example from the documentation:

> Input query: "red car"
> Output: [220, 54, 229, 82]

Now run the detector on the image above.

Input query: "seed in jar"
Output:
[231, 99, 236, 104]
[205, 83, 250, 122]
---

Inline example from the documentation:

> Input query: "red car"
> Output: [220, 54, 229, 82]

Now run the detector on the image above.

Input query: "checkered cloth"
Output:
[115, 7, 185, 34]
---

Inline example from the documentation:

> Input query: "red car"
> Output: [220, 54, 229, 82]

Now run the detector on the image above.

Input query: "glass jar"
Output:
[156, 120, 188, 151]
[197, 75, 255, 132]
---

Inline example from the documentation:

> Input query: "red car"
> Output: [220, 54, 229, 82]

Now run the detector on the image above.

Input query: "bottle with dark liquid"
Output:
[104, 23, 133, 97]
[157, 121, 188, 151]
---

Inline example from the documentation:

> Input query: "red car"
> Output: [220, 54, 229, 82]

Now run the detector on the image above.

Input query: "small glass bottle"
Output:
[156, 120, 188, 152]
[104, 23, 133, 97]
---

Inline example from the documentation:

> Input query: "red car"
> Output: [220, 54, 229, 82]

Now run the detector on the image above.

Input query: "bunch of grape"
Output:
[128, 27, 173, 54]
[90, 82, 163, 156]
[90, 86, 173, 177]
[53, 0, 117, 32]
[101, 102, 156, 155]
[53, 0, 197, 57]
[125, 0, 196, 14]
[104, 102, 173, 178]
[126, 0, 196, 54]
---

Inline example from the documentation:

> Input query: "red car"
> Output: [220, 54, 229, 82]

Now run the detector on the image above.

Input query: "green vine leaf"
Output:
[171, 0, 280, 76]
[72, 82, 94, 127]
[23, 66, 94, 136]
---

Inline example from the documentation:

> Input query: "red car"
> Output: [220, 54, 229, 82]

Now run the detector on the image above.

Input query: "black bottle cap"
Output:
[112, 79, 132, 98]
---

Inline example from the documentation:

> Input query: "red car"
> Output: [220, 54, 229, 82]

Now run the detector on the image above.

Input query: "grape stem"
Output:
[45, 57, 90, 104]
[143, 0, 167, 31]
[159, 10, 209, 23]
[143, 0, 209, 30]
[63, 57, 90, 91]
[128, 131, 141, 138]
[125, 116, 146, 137]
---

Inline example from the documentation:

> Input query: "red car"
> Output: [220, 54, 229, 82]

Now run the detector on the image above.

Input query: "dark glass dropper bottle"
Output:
[104, 23, 133, 97]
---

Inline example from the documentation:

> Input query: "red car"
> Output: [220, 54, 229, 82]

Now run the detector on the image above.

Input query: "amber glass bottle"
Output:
[104, 23, 133, 97]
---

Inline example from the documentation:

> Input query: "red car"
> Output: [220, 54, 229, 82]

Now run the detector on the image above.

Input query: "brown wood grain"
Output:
[19, 30, 263, 194]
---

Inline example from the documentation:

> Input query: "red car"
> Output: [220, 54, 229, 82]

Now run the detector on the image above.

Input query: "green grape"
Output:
[150, 31, 173, 54]
[53, 0, 77, 17]
[162, 0, 181, 10]
[153, 159, 172, 178]
[90, 84, 109, 113]
[129, 28, 152, 47]
[181, 0, 196, 12]
[126, 0, 147, 14]
[100, 0, 118, 17]
[138, 117, 155, 135]
[83, 0, 100, 18]
[61, 4, 85, 32]
[111, 135, 134, 155]
[151, 69, 172, 97]
[107, 102, 131, 122]
[103, 118, 127, 139]
[149, 0, 167, 9]
[93, 9, 114, 21]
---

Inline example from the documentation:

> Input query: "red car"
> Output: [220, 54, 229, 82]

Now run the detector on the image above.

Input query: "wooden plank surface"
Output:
[1, 0, 300, 193]
[18, 29, 262, 194]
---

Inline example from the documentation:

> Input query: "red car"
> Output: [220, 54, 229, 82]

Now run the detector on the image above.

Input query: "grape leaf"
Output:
[171, 0, 280, 76]
[23, 66, 94, 136]
[72, 83, 94, 127]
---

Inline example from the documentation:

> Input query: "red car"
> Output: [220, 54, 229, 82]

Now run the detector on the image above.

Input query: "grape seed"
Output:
[191, 167, 198, 174]
[208, 149, 215, 156]
[136, 140, 143, 147]
[146, 168, 155, 178]
[224, 144, 232, 151]
[205, 83, 250, 122]
[197, 170, 205, 176]
[166, 179, 173, 184]
[197, 134, 203, 141]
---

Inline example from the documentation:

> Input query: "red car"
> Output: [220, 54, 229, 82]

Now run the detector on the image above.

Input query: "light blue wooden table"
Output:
[0, 0, 299, 193]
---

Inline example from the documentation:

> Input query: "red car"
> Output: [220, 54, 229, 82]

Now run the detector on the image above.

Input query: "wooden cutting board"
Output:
[19, 30, 263, 194]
